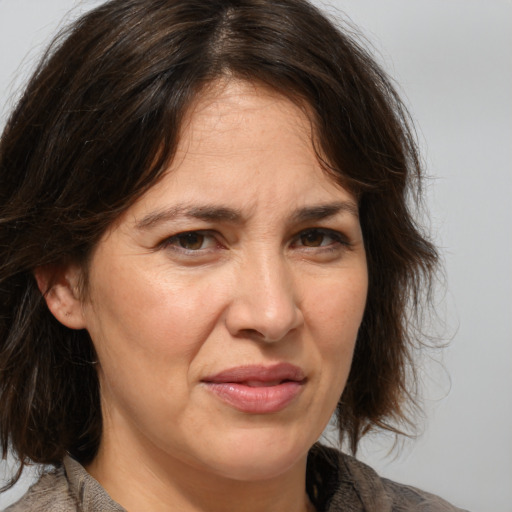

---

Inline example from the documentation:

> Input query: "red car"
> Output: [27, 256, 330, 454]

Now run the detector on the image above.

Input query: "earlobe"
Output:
[33, 264, 87, 330]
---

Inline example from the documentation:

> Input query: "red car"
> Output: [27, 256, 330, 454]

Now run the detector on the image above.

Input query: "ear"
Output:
[33, 263, 87, 330]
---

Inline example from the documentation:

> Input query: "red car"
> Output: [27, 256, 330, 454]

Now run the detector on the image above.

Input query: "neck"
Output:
[87, 425, 315, 512]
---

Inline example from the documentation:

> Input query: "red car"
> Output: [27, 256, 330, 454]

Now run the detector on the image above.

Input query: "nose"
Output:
[225, 252, 304, 343]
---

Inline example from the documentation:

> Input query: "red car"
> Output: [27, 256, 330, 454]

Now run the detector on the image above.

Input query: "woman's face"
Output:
[79, 80, 368, 482]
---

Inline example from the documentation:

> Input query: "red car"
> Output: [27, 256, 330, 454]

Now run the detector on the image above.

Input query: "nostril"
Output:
[238, 328, 266, 339]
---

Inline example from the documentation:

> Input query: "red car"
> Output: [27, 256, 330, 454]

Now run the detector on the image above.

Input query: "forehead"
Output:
[122, 79, 356, 225]
[177, 79, 314, 157]
[171, 80, 341, 186]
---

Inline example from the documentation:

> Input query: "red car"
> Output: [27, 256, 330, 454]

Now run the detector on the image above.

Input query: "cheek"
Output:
[87, 262, 210, 342]
[307, 269, 368, 339]
[305, 269, 368, 388]
[83, 270, 214, 423]
[83, 261, 235, 400]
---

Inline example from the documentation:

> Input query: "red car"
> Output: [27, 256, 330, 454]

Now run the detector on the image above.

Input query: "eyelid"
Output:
[159, 230, 223, 253]
[291, 227, 351, 248]
[157, 227, 353, 260]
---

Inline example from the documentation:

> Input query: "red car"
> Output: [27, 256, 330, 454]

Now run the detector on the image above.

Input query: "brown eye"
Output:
[295, 229, 348, 251]
[300, 230, 326, 247]
[162, 230, 220, 254]
[176, 232, 205, 250]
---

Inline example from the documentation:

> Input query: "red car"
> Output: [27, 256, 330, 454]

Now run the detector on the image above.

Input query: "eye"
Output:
[299, 230, 328, 247]
[294, 228, 347, 249]
[163, 231, 218, 251]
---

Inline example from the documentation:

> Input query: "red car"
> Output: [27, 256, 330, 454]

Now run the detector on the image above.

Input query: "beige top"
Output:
[4, 445, 469, 511]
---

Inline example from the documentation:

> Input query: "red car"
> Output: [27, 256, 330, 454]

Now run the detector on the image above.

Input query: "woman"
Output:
[0, 0, 466, 510]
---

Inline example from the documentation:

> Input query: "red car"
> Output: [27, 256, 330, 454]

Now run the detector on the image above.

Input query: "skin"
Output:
[42, 80, 368, 512]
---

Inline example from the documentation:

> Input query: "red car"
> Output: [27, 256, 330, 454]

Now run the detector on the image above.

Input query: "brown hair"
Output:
[0, 0, 437, 488]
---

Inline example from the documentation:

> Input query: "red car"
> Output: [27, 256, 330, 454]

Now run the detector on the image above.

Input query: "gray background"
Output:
[0, 1, 511, 511]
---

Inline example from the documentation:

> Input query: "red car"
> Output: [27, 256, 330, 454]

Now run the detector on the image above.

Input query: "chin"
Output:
[196, 428, 313, 482]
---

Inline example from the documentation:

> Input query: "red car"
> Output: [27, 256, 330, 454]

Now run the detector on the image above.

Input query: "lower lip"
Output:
[203, 381, 304, 414]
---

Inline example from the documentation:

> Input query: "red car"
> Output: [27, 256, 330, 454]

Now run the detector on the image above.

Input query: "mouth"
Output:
[242, 379, 289, 387]
[201, 363, 306, 414]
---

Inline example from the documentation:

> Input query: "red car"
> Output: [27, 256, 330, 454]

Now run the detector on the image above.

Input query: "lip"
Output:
[201, 363, 306, 414]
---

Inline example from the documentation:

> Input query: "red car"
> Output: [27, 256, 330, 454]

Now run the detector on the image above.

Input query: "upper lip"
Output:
[202, 363, 306, 385]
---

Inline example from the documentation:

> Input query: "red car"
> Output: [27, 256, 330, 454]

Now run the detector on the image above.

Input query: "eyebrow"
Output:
[291, 201, 359, 224]
[135, 205, 243, 230]
[135, 200, 358, 231]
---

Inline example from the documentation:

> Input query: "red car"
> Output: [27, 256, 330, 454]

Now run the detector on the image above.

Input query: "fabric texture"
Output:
[4, 445, 468, 511]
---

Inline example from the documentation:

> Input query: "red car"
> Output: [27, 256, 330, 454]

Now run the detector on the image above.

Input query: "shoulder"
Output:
[379, 475, 468, 512]
[3, 457, 125, 512]
[343, 454, 468, 512]
[3, 466, 78, 512]
[307, 444, 470, 512]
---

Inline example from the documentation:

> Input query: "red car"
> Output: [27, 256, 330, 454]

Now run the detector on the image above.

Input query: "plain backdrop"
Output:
[0, 1, 511, 511]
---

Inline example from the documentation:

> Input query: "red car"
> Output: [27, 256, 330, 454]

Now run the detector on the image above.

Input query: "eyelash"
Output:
[159, 230, 221, 254]
[159, 228, 351, 256]
[292, 228, 351, 252]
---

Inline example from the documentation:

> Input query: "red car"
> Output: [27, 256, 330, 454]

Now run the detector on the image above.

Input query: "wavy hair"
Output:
[0, 0, 437, 488]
